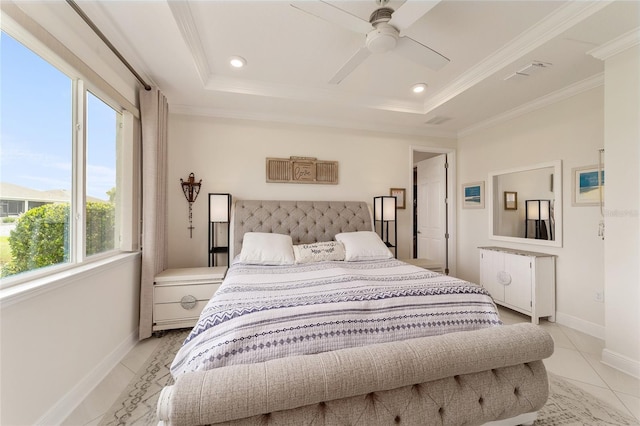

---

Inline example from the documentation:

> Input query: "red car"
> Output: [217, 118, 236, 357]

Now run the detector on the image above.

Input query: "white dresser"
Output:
[478, 247, 556, 324]
[153, 266, 227, 332]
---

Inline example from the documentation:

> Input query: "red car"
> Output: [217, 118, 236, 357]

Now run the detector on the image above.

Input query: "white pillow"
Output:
[239, 232, 295, 265]
[293, 241, 346, 264]
[335, 231, 393, 261]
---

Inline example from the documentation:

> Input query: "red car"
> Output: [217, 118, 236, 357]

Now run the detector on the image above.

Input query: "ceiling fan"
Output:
[291, 0, 450, 84]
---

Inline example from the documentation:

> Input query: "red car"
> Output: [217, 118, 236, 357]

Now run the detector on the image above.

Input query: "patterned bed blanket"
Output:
[170, 259, 501, 378]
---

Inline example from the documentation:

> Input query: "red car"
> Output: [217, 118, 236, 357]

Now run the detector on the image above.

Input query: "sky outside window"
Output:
[1, 31, 116, 201]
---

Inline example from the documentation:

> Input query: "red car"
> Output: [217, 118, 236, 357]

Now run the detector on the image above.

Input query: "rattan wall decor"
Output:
[266, 156, 338, 184]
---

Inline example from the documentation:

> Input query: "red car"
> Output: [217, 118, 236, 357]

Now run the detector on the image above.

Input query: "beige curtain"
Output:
[139, 88, 169, 340]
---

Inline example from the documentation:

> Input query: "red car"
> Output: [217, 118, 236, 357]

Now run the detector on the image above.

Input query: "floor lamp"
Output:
[373, 195, 397, 257]
[209, 193, 232, 266]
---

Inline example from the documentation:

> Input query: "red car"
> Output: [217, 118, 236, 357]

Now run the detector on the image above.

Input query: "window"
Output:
[0, 31, 124, 284]
[86, 91, 120, 256]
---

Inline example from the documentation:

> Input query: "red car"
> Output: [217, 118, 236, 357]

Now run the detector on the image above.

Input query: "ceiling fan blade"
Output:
[329, 47, 371, 84]
[395, 36, 449, 71]
[389, 0, 441, 32]
[290, 1, 371, 34]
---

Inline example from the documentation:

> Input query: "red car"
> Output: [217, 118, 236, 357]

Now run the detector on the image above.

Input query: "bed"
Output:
[157, 200, 554, 426]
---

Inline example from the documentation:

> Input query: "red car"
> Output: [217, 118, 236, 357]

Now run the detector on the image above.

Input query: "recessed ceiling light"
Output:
[412, 83, 427, 94]
[229, 56, 246, 68]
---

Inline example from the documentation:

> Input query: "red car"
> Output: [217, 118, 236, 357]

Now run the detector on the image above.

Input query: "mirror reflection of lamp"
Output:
[526, 200, 551, 240]
[180, 173, 202, 238]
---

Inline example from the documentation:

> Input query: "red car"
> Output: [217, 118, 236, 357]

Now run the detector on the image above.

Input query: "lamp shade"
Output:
[374, 196, 396, 221]
[526, 200, 550, 220]
[209, 193, 230, 222]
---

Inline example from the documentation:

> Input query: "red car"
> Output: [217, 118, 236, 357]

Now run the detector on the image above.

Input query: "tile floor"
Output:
[499, 307, 640, 422]
[63, 307, 640, 425]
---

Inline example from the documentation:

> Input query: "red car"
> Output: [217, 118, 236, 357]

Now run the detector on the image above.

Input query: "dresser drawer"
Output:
[154, 282, 220, 304]
[153, 300, 210, 323]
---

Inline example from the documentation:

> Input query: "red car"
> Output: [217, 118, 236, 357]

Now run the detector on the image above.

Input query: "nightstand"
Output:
[153, 266, 227, 332]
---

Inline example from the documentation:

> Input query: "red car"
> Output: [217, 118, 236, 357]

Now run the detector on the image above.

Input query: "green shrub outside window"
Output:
[1, 201, 115, 277]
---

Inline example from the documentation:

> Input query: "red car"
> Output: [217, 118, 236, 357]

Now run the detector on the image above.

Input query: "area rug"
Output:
[99, 329, 189, 426]
[100, 330, 639, 425]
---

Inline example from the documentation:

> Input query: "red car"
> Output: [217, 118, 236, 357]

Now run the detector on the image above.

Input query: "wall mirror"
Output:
[488, 160, 562, 247]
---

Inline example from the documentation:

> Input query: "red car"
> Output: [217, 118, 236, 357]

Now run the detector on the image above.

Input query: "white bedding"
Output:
[170, 259, 501, 378]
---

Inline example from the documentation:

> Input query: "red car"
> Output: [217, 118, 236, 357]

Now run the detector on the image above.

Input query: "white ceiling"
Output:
[42, 1, 640, 137]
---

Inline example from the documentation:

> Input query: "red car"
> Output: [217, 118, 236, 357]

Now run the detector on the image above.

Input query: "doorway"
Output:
[411, 147, 456, 276]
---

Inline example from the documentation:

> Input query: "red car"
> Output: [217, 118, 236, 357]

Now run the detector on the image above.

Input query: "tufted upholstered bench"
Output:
[158, 323, 553, 426]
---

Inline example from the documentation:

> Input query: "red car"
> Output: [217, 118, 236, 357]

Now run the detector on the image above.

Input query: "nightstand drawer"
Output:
[154, 282, 220, 304]
[153, 266, 227, 332]
[154, 300, 209, 323]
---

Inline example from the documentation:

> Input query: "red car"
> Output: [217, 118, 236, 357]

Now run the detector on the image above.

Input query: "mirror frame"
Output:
[488, 160, 563, 247]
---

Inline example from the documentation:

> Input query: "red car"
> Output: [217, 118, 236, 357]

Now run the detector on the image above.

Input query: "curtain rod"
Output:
[65, 0, 151, 91]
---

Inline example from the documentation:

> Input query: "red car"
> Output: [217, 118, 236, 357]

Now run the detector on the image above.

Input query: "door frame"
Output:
[410, 146, 457, 276]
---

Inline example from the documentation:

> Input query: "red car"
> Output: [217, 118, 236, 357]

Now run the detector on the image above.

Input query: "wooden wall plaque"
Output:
[266, 157, 338, 184]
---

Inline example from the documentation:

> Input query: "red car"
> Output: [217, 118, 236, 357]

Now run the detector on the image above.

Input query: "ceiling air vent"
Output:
[504, 61, 552, 81]
[425, 116, 452, 125]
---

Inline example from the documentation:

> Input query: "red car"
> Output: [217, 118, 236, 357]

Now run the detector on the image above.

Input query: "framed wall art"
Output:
[572, 165, 604, 206]
[504, 191, 518, 210]
[462, 181, 484, 209]
[390, 188, 406, 209]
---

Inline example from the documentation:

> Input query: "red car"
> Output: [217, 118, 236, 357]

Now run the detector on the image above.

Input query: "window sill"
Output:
[0, 252, 140, 308]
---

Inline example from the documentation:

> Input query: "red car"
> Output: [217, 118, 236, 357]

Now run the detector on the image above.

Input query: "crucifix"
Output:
[180, 173, 202, 238]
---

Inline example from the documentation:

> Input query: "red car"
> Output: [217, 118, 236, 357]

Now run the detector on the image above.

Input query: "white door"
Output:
[416, 155, 446, 266]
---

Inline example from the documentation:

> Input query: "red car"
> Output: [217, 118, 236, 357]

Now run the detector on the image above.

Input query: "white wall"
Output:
[457, 87, 606, 335]
[602, 43, 640, 377]
[167, 115, 455, 267]
[0, 254, 141, 425]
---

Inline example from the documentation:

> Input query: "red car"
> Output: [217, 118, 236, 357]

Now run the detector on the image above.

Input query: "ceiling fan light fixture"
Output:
[366, 23, 398, 53]
[229, 56, 246, 68]
[412, 83, 427, 94]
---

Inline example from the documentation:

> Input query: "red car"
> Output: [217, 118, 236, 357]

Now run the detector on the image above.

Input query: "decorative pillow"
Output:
[238, 232, 295, 265]
[293, 241, 346, 264]
[335, 231, 393, 261]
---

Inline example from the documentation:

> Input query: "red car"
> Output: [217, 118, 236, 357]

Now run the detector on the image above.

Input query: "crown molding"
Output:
[588, 27, 640, 60]
[168, 0, 211, 85]
[204, 75, 426, 114]
[458, 73, 604, 137]
[422, 1, 612, 115]
[171, 104, 457, 139]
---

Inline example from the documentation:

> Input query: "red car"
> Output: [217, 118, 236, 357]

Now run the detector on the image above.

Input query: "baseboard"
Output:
[556, 312, 640, 379]
[602, 349, 640, 379]
[555, 311, 605, 340]
[35, 330, 138, 425]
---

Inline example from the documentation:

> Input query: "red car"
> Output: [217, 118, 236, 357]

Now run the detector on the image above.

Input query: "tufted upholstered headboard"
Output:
[232, 200, 373, 257]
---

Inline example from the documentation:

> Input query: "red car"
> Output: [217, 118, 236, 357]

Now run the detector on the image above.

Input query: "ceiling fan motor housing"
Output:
[366, 22, 399, 53]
